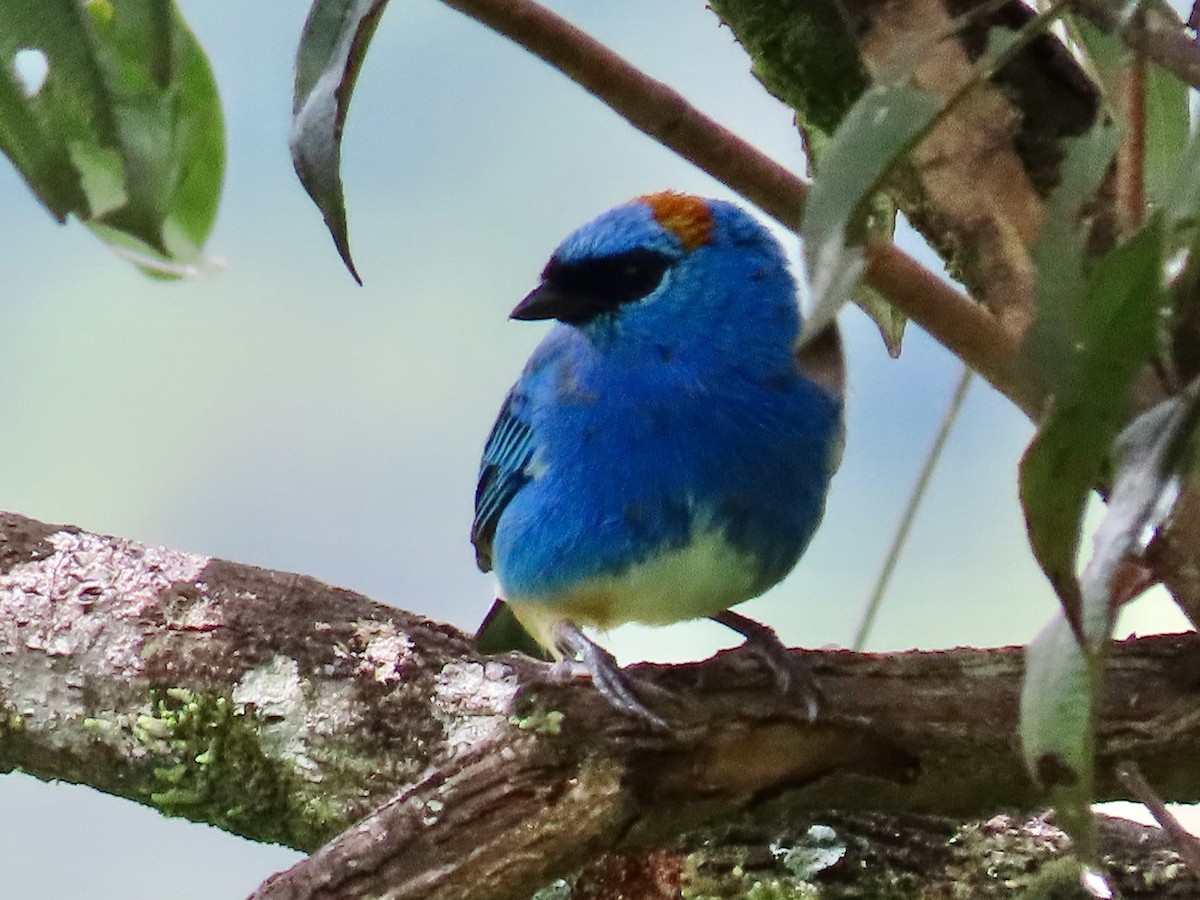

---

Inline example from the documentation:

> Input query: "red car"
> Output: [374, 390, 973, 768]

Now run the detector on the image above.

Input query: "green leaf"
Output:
[856, 286, 907, 358]
[1024, 119, 1121, 384]
[291, 0, 390, 284]
[1020, 219, 1164, 633]
[0, 0, 224, 277]
[798, 81, 906, 356]
[1159, 123, 1200, 234]
[1144, 66, 1189, 207]
[1016, 383, 1199, 864]
[1019, 611, 1098, 861]
[1023, 383, 1200, 868]
[853, 195, 906, 357]
[801, 82, 943, 337]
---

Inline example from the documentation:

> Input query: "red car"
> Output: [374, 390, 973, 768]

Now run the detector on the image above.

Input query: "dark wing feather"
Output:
[472, 388, 536, 571]
[475, 598, 549, 658]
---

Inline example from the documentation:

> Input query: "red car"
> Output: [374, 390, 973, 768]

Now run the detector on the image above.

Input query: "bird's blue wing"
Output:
[472, 387, 536, 572]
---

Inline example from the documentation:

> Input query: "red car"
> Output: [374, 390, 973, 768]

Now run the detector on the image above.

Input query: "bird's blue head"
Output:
[510, 193, 802, 365]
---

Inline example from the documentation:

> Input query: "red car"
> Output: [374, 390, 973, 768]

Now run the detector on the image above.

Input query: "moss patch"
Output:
[133, 687, 334, 849]
[708, 0, 868, 147]
[510, 708, 565, 736]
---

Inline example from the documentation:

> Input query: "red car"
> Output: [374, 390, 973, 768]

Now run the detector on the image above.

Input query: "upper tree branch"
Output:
[435, 0, 1200, 427]
[436, 0, 1034, 414]
[1, 509, 1199, 898]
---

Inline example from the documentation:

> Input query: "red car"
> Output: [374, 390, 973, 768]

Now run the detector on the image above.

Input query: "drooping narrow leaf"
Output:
[852, 195, 905, 356]
[1160, 120, 1200, 232]
[291, 0, 390, 284]
[1144, 65, 1189, 206]
[1020, 218, 1164, 631]
[801, 81, 943, 338]
[704, 0, 905, 352]
[1020, 381, 1200, 871]
[1023, 119, 1121, 384]
[1019, 94, 1198, 866]
[0, 0, 224, 277]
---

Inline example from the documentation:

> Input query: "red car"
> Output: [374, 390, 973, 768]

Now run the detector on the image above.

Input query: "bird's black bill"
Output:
[511, 247, 673, 325]
[510, 284, 576, 322]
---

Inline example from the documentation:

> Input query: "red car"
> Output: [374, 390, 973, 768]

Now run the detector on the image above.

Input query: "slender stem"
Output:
[853, 366, 974, 650]
[1116, 21, 1148, 233]
[437, 0, 1036, 414]
[1115, 761, 1200, 878]
[1074, 0, 1200, 90]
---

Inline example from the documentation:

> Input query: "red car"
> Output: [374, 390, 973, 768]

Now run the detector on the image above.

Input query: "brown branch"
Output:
[251, 632, 1200, 899]
[1116, 37, 1148, 234]
[864, 241, 1039, 413]
[1, 510, 1199, 897]
[436, 0, 1033, 413]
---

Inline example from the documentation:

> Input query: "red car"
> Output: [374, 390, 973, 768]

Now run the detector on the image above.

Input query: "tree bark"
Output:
[0, 510, 1198, 898]
[550, 811, 1199, 899]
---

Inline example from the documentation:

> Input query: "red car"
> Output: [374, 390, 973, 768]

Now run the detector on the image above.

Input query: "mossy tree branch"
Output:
[1, 509, 1199, 898]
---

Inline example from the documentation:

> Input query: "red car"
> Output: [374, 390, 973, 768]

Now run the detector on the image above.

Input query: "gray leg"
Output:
[553, 622, 668, 730]
[710, 610, 822, 720]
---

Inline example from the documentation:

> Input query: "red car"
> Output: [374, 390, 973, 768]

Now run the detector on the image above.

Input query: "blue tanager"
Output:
[472, 192, 845, 724]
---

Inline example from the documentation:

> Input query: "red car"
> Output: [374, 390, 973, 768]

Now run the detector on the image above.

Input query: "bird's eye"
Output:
[544, 248, 672, 307]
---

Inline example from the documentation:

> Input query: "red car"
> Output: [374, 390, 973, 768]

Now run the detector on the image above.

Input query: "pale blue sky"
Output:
[0, 2, 1184, 896]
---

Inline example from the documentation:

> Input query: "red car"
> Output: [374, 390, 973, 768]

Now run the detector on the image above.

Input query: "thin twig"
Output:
[853, 366, 973, 650]
[438, 0, 1036, 414]
[1115, 760, 1200, 877]
[1074, 0, 1200, 89]
[1115, 17, 1148, 234]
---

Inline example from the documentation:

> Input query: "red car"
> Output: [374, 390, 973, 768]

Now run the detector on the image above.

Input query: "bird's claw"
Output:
[711, 610, 823, 721]
[553, 622, 669, 730]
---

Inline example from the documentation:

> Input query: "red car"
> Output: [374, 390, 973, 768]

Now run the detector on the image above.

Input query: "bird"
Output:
[471, 191, 845, 725]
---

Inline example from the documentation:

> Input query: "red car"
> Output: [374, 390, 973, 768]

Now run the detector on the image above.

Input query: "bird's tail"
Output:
[475, 599, 551, 659]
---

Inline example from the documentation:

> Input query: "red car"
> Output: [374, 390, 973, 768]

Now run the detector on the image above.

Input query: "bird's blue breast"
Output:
[489, 323, 841, 610]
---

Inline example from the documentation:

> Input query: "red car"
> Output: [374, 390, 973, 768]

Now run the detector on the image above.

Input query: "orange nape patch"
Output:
[641, 191, 714, 251]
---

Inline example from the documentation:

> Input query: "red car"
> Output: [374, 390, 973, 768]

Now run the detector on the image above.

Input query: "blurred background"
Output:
[0, 1, 1188, 896]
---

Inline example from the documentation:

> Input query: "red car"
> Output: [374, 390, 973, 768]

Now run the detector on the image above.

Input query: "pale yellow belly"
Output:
[505, 528, 762, 654]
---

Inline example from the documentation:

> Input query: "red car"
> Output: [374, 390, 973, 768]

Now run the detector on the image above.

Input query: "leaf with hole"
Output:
[291, 0, 390, 284]
[1020, 610, 1098, 860]
[0, 0, 224, 277]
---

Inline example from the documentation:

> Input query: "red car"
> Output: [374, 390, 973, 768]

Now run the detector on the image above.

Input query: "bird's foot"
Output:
[553, 622, 669, 730]
[710, 610, 822, 720]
